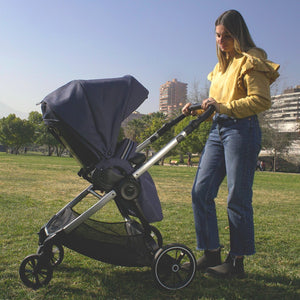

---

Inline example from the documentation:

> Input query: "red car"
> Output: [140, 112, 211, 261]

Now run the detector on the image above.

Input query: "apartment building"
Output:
[267, 87, 300, 132]
[159, 79, 187, 115]
[265, 86, 300, 154]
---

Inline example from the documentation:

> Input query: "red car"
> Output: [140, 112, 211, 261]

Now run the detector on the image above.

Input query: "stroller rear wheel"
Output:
[19, 254, 53, 289]
[152, 243, 196, 290]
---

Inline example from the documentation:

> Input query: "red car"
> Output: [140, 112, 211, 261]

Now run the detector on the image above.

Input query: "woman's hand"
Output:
[182, 102, 192, 116]
[202, 98, 220, 112]
[182, 102, 199, 116]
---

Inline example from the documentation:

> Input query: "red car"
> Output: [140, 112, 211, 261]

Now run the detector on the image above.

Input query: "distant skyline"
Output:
[0, 0, 299, 118]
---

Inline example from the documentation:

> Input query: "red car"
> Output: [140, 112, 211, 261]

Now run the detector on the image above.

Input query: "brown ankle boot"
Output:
[205, 254, 245, 278]
[195, 249, 222, 271]
[182, 248, 222, 271]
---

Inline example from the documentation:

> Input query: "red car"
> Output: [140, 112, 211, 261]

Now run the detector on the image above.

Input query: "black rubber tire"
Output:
[152, 243, 196, 290]
[19, 254, 53, 289]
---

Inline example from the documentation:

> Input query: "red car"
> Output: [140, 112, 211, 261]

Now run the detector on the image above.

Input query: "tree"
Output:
[124, 112, 176, 163]
[125, 118, 147, 143]
[140, 112, 173, 164]
[174, 116, 211, 157]
[28, 111, 44, 145]
[118, 126, 125, 142]
[167, 79, 211, 161]
[28, 111, 62, 156]
[0, 114, 34, 154]
[188, 79, 210, 104]
[259, 113, 295, 171]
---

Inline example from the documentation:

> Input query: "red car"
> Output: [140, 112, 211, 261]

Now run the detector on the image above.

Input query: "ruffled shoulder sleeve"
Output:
[240, 50, 280, 85]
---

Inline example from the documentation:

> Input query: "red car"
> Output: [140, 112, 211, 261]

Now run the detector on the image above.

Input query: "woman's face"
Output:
[215, 25, 235, 55]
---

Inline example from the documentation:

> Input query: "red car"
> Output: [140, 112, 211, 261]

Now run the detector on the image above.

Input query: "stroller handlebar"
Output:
[136, 105, 215, 153]
[136, 114, 186, 152]
[183, 105, 215, 135]
[197, 104, 216, 119]
[189, 103, 203, 111]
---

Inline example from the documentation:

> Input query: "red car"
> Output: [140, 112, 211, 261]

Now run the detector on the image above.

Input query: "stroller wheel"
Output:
[149, 225, 163, 248]
[19, 254, 53, 289]
[49, 244, 64, 267]
[37, 243, 64, 267]
[152, 243, 196, 290]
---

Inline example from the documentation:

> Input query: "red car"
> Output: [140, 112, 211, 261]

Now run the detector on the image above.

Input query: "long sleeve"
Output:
[208, 48, 280, 119]
[219, 70, 272, 118]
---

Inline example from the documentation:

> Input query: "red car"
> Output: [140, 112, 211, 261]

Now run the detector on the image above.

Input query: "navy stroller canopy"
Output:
[41, 75, 149, 159]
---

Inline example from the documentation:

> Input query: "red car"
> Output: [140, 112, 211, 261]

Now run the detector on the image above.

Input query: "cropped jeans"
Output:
[192, 114, 261, 256]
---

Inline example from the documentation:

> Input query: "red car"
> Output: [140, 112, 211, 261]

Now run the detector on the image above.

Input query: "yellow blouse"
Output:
[208, 48, 280, 118]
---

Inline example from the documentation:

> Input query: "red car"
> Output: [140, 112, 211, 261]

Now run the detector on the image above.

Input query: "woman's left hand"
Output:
[202, 97, 220, 112]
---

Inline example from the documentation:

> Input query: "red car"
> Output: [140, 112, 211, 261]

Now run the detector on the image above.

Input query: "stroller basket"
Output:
[45, 207, 152, 267]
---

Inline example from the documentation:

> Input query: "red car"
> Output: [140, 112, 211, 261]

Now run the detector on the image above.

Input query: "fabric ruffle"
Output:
[239, 53, 280, 86]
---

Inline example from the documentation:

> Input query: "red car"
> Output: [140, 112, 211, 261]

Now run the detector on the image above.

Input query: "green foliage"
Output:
[139, 112, 172, 153]
[125, 117, 146, 142]
[125, 113, 212, 159]
[125, 113, 175, 160]
[174, 116, 211, 155]
[27, 111, 61, 156]
[0, 112, 62, 156]
[0, 114, 34, 153]
[117, 126, 125, 142]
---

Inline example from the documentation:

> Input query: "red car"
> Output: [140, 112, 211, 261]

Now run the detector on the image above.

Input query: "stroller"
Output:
[19, 75, 215, 291]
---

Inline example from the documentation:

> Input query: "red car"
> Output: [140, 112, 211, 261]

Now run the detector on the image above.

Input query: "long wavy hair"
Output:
[215, 10, 258, 72]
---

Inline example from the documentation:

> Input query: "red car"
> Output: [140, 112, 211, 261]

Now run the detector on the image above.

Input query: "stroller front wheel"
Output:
[152, 243, 196, 290]
[50, 244, 64, 267]
[38, 243, 64, 267]
[19, 254, 53, 289]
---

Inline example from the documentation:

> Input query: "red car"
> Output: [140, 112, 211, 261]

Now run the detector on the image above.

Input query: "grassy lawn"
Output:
[0, 153, 299, 299]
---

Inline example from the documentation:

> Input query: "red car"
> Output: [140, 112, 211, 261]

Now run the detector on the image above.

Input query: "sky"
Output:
[0, 0, 299, 118]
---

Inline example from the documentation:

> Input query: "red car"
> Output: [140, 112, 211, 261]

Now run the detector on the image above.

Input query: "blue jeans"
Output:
[192, 114, 261, 256]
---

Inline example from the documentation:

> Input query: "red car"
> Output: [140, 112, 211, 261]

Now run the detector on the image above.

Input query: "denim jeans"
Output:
[192, 114, 261, 256]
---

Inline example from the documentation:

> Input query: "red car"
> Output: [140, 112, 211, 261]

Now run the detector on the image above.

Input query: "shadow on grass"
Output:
[44, 263, 299, 300]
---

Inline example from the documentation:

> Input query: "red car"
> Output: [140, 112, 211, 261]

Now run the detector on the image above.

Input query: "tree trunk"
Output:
[179, 153, 184, 164]
[273, 149, 277, 172]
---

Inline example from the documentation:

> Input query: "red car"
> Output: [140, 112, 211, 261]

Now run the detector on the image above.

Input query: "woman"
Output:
[182, 10, 279, 277]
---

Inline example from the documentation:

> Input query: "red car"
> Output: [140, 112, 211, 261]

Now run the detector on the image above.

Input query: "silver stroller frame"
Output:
[19, 105, 215, 291]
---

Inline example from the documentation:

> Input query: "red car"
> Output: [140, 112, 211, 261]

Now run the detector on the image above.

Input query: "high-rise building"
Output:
[159, 79, 187, 115]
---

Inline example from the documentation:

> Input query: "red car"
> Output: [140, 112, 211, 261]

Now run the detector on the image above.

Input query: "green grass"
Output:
[0, 153, 299, 299]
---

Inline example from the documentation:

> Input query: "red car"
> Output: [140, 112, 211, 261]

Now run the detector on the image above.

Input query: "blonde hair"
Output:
[215, 10, 257, 73]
